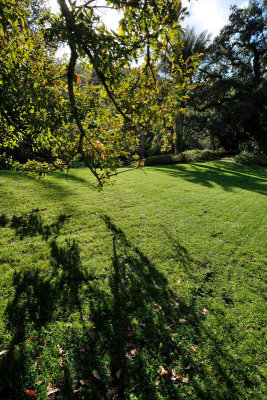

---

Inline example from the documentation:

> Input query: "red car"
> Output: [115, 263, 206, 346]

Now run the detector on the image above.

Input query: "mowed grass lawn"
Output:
[0, 160, 266, 400]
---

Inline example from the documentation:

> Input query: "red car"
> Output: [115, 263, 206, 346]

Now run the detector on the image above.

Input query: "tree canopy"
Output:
[185, 0, 267, 153]
[0, 0, 201, 185]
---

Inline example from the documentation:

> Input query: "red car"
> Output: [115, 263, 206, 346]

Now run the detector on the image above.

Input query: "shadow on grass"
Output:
[1, 238, 89, 399]
[0, 216, 261, 399]
[0, 170, 96, 205]
[10, 209, 68, 240]
[151, 161, 266, 195]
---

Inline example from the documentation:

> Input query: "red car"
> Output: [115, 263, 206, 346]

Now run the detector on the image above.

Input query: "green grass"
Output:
[0, 160, 266, 400]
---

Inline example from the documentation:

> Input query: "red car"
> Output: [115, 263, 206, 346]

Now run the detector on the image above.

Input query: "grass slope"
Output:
[0, 160, 266, 400]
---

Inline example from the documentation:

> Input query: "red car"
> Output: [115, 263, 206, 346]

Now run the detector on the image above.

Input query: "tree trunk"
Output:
[139, 131, 145, 160]
[174, 112, 185, 154]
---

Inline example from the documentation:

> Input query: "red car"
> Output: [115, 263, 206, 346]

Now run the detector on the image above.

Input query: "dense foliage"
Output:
[0, 0, 201, 185]
[184, 1, 267, 154]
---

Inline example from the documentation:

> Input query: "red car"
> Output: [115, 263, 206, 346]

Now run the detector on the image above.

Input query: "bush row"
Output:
[234, 150, 267, 166]
[144, 149, 226, 166]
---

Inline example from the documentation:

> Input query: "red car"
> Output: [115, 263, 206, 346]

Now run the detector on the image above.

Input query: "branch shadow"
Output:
[1, 238, 89, 399]
[150, 162, 267, 195]
[0, 215, 263, 399]
[10, 209, 68, 240]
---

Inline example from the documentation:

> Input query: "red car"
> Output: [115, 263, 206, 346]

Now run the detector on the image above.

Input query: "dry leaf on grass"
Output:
[56, 344, 63, 355]
[73, 387, 83, 393]
[170, 370, 189, 383]
[130, 348, 137, 356]
[0, 349, 8, 357]
[92, 370, 101, 380]
[201, 307, 209, 315]
[178, 318, 187, 324]
[80, 379, 90, 386]
[159, 366, 169, 375]
[47, 383, 60, 396]
[106, 387, 119, 400]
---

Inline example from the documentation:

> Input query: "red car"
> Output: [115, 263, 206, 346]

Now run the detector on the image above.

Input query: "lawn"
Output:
[0, 160, 266, 400]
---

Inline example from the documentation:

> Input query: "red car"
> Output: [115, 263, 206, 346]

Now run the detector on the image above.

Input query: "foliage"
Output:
[0, 0, 202, 186]
[144, 148, 226, 165]
[159, 25, 211, 154]
[186, 0, 267, 153]
[0, 162, 266, 399]
[234, 150, 267, 166]
[0, 0, 71, 170]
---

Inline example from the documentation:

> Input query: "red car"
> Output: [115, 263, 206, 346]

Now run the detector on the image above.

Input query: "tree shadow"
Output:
[1, 216, 263, 399]
[1, 238, 89, 399]
[150, 162, 266, 195]
[62, 216, 253, 400]
[10, 209, 68, 240]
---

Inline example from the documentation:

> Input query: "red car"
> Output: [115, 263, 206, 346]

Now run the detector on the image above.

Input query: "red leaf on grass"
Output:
[24, 390, 37, 397]
[159, 366, 169, 375]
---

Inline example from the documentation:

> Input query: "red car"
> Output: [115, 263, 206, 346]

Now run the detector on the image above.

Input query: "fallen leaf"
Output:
[201, 307, 208, 315]
[130, 348, 137, 356]
[92, 370, 100, 380]
[158, 342, 163, 349]
[0, 349, 8, 357]
[56, 344, 63, 355]
[74, 387, 82, 393]
[170, 368, 177, 381]
[159, 366, 169, 375]
[47, 388, 60, 396]
[106, 387, 119, 400]
[190, 345, 196, 353]
[47, 383, 60, 396]
[24, 390, 37, 397]
[155, 380, 160, 386]
[179, 318, 187, 324]
[79, 379, 90, 386]
[116, 369, 122, 379]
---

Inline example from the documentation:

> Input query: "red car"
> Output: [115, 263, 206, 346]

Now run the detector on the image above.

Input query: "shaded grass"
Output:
[0, 160, 266, 399]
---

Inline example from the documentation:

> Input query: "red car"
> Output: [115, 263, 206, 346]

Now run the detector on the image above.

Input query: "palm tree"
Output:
[174, 26, 211, 154]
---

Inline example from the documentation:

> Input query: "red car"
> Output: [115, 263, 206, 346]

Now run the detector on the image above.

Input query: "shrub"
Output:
[144, 149, 226, 166]
[144, 154, 173, 166]
[234, 151, 267, 166]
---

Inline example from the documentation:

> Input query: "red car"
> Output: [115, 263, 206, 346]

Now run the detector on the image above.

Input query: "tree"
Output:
[186, 0, 267, 153]
[0, 0, 200, 185]
[173, 26, 211, 153]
